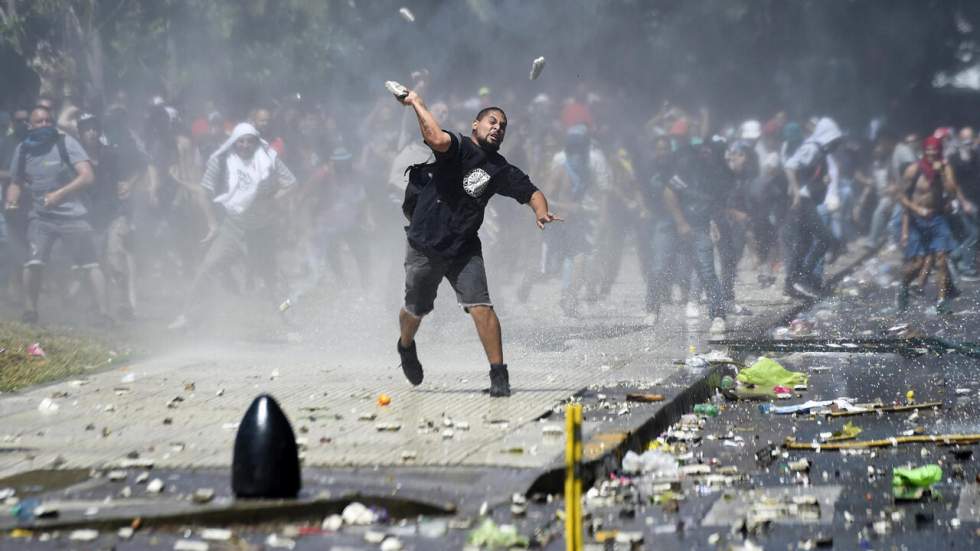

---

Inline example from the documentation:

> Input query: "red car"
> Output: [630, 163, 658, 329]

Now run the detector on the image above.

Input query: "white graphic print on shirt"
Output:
[462, 167, 491, 198]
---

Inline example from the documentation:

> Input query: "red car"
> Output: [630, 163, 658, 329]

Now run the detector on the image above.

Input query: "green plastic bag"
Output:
[892, 465, 942, 500]
[467, 518, 529, 549]
[736, 357, 808, 388]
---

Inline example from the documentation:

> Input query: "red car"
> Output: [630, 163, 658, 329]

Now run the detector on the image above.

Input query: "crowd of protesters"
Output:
[1, 81, 978, 332]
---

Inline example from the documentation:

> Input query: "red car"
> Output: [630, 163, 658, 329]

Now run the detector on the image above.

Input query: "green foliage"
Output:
[1, 0, 979, 119]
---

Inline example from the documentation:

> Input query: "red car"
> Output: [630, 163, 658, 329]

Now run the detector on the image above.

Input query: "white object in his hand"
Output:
[385, 81, 409, 99]
[529, 57, 546, 80]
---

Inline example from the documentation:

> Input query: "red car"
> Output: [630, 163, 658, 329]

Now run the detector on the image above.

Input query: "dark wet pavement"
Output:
[570, 253, 980, 550]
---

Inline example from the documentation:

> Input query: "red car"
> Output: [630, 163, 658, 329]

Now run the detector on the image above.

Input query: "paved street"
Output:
[1, 248, 850, 478]
[0, 246, 871, 550]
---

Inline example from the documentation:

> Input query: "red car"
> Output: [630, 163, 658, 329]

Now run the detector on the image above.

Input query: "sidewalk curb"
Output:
[526, 248, 879, 497]
[1, 493, 454, 533]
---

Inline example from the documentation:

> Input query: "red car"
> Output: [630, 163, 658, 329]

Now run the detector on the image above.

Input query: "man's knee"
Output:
[466, 304, 496, 319]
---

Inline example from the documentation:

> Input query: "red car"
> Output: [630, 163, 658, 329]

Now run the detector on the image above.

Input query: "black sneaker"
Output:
[397, 339, 424, 386]
[489, 364, 511, 397]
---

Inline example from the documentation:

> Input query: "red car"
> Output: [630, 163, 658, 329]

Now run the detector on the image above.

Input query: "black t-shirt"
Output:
[406, 131, 538, 258]
[667, 144, 732, 223]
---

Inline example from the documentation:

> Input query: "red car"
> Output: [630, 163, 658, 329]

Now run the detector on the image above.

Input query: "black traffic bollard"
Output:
[232, 393, 301, 498]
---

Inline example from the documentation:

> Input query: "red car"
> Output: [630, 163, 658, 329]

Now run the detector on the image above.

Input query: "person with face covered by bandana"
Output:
[5, 106, 108, 324]
[167, 122, 297, 330]
[662, 135, 736, 333]
[896, 135, 975, 313]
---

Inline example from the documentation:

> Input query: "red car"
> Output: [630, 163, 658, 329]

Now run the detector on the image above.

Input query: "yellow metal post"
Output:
[565, 403, 583, 551]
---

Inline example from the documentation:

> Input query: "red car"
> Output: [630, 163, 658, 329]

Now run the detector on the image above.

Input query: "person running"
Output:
[393, 86, 560, 397]
[167, 122, 297, 329]
[783, 117, 842, 299]
[662, 136, 735, 333]
[4, 106, 109, 324]
[897, 135, 974, 313]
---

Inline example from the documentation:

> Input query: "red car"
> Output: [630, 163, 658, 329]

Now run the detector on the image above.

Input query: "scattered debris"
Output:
[827, 421, 862, 442]
[529, 56, 546, 80]
[467, 518, 529, 549]
[322, 514, 343, 531]
[173, 540, 209, 551]
[341, 502, 378, 525]
[785, 433, 980, 450]
[69, 529, 99, 541]
[37, 398, 59, 414]
[147, 478, 165, 494]
[192, 488, 215, 504]
[265, 533, 296, 549]
[27, 342, 46, 358]
[738, 357, 808, 388]
[200, 528, 232, 541]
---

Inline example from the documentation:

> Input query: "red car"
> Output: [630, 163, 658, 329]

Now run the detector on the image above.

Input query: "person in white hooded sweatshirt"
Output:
[169, 123, 296, 329]
[783, 117, 843, 299]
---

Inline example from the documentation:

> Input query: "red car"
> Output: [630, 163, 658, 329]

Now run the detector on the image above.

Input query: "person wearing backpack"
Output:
[4, 106, 108, 325]
[394, 86, 560, 397]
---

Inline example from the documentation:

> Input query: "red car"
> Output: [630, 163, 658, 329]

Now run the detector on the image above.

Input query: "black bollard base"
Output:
[232, 393, 301, 499]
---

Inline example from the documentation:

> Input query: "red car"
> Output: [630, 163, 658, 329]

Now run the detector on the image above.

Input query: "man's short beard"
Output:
[475, 135, 500, 152]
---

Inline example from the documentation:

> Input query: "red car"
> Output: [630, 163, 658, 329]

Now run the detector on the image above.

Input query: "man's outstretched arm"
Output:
[397, 90, 451, 153]
[528, 190, 561, 229]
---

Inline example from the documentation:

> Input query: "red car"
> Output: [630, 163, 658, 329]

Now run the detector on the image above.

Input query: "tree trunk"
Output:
[165, 24, 179, 100]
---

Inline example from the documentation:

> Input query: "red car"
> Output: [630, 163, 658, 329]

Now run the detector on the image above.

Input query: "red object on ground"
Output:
[27, 343, 46, 358]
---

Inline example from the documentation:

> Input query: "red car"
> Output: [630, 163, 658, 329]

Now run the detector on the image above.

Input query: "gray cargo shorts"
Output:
[403, 241, 492, 317]
[25, 216, 99, 269]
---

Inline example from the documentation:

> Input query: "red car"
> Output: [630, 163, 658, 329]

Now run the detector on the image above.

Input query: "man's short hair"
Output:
[475, 106, 506, 122]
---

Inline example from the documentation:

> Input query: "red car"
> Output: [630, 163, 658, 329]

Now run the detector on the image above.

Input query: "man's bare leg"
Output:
[898, 257, 924, 311]
[914, 255, 934, 290]
[935, 252, 952, 302]
[399, 308, 422, 348]
[469, 305, 503, 365]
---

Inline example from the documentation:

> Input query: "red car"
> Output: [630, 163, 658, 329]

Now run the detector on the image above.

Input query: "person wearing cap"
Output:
[167, 122, 297, 330]
[393, 85, 560, 397]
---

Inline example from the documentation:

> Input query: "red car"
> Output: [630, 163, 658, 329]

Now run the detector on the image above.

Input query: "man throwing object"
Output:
[395, 86, 559, 397]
